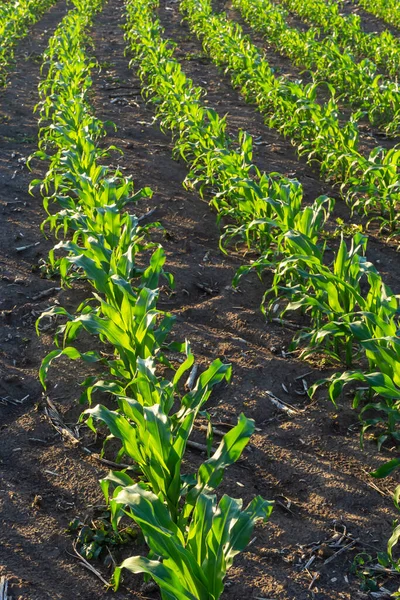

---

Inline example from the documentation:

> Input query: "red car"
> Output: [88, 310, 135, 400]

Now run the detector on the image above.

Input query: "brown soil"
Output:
[0, 1, 399, 600]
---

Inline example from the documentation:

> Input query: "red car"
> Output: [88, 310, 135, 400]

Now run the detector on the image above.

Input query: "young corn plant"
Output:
[346, 146, 400, 236]
[30, 0, 164, 300]
[124, 0, 400, 449]
[233, 0, 400, 135]
[38, 266, 175, 394]
[84, 390, 256, 525]
[310, 313, 400, 448]
[0, 0, 57, 86]
[357, 0, 400, 30]
[32, 3, 275, 599]
[266, 233, 399, 367]
[351, 487, 400, 594]
[359, 462, 400, 594]
[280, 0, 400, 78]
[111, 485, 273, 599]
[180, 0, 400, 232]
[125, 0, 333, 260]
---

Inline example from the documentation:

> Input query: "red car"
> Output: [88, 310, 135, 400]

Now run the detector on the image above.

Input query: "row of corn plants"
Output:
[279, 0, 400, 79]
[32, 0, 274, 595]
[356, 0, 400, 29]
[181, 0, 400, 447]
[124, 0, 333, 260]
[232, 0, 400, 135]
[124, 0, 400, 449]
[180, 0, 400, 238]
[0, 0, 57, 86]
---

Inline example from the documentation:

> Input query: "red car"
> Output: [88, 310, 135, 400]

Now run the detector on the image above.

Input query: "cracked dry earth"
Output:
[0, 1, 399, 599]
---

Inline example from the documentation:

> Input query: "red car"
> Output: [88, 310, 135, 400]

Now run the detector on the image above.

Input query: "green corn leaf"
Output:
[183, 413, 254, 519]
[187, 493, 216, 565]
[371, 458, 400, 479]
[100, 469, 136, 504]
[113, 484, 209, 598]
[363, 372, 400, 400]
[394, 485, 400, 512]
[228, 495, 274, 557]
[114, 556, 198, 600]
[39, 346, 100, 389]
[84, 404, 143, 461]
[172, 342, 194, 388]
[179, 359, 232, 416]
[203, 493, 272, 598]
[388, 522, 400, 563]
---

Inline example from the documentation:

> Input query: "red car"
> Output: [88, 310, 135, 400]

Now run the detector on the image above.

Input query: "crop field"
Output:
[1, 0, 400, 599]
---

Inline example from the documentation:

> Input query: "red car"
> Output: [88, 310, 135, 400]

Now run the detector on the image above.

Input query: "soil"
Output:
[0, 1, 399, 600]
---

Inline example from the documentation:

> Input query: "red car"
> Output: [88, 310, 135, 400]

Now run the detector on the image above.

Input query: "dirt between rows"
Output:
[0, 1, 399, 599]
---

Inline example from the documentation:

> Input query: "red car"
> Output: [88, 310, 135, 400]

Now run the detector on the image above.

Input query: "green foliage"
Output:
[357, 0, 400, 30]
[280, 0, 400, 79]
[233, 0, 400, 135]
[267, 233, 398, 367]
[371, 458, 400, 479]
[181, 0, 400, 233]
[68, 516, 138, 562]
[112, 484, 273, 599]
[31, 2, 274, 598]
[125, 0, 333, 262]
[169, 0, 400, 445]
[0, 0, 57, 86]
[85, 360, 236, 522]
[351, 484, 400, 596]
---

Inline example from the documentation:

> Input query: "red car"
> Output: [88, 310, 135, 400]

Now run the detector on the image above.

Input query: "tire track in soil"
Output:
[89, 2, 399, 600]
[0, 4, 145, 600]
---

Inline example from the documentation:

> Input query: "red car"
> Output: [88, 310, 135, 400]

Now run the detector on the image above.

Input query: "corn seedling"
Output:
[31, 4, 275, 598]
[309, 312, 400, 448]
[180, 0, 400, 233]
[0, 0, 56, 86]
[280, 0, 400, 79]
[124, 0, 332, 259]
[357, 0, 400, 30]
[112, 484, 273, 599]
[266, 233, 399, 367]
[233, 0, 400, 135]
[124, 0, 400, 445]
[86, 400, 253, 525]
